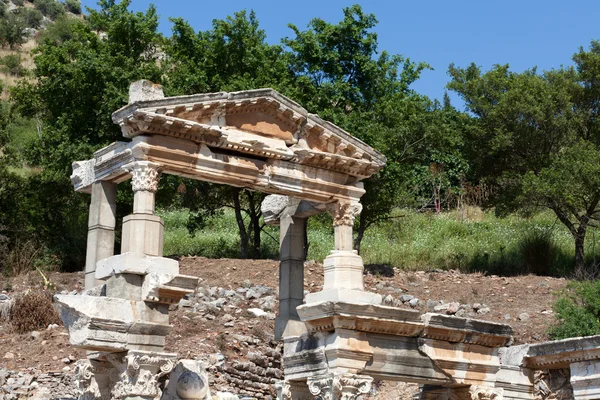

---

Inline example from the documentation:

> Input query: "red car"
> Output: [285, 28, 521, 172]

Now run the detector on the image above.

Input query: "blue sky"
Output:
[81, 0, 600, 107]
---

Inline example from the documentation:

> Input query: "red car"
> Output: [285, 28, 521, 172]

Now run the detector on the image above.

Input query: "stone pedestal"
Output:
[85, 181, 117, 289]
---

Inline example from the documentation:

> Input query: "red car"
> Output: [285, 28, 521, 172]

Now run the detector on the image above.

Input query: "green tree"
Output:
[282, 5, 447, 252]
[9, 0, 163, 269]
[163, 10, 291, 258]
[448, 42, 600, 276]
[64, 0, 81, 14]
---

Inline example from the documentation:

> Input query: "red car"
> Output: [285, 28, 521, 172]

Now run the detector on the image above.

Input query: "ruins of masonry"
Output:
[55, 80, 600, 400]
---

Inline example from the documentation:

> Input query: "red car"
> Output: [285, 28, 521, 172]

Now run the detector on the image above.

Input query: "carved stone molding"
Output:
[307, 374, 373, 400]
[469, 386, 504, 400]
[326, 202, 362, 227]
[124, 161, 162, 193]
[110, 351, 176, 400]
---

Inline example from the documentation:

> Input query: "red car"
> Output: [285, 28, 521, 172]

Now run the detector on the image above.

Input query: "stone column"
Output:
[85, 181, 117, 289]
[275, 214, 307, 340]
[121, 161, 164, 257]
[304, 201, 380, 304]
[307, 373, 373, 400]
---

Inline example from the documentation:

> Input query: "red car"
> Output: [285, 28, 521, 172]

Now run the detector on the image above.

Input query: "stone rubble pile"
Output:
[0, 368, 78, 400]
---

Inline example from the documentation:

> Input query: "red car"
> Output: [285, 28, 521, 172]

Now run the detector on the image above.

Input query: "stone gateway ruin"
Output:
[56, 81, 600, 399]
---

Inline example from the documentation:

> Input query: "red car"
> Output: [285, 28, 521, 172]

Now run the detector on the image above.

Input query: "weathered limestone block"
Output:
[570, 360, 600, 400]
[96, 252, 179, 280]
[497, 346, 534, 399]
[142, 273, 198, 305]
[55, 295, 170, 352]
[74, 359, 113, 400]
[162, 360, 211, 400]
[129, 80, 165, 103]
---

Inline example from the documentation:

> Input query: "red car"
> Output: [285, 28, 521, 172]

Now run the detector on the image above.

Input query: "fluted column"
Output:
[121, 161, 164, 257]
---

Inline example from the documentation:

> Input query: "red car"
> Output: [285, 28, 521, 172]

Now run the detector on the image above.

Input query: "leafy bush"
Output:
[549, 280, 600, 339]
[34, 0, 64, 20]
[10, 289, 61, 333]
[0, 11, 27, 49]
[64, 0, 80, 14]
[19, 7, 43, 29]
[11, 0, 24, 6]
[0, 53, 26, 76]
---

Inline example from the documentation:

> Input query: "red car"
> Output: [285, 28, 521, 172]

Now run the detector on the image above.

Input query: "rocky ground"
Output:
[0, 257, 570, 399]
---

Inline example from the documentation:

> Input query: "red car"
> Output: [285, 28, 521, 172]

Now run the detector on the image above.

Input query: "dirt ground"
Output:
[0, 257, 569, 374]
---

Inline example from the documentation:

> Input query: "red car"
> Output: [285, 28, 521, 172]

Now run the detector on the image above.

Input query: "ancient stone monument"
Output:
[58, 81, 600, 399]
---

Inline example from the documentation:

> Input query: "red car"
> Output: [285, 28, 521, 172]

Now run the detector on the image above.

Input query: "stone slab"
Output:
[95, 252, 179, 280]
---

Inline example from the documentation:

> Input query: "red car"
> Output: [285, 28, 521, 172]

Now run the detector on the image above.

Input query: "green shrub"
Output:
[64, 0, 80, 14]
[549, 280, 600, 339]
[0, 53, 26, 76]
[34, 0, 64, 20]
[19, 7, 43, 29]
[11, 0, 24, 6]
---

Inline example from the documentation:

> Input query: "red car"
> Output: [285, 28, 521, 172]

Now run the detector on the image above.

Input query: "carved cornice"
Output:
[123, 161, 162, 193]
[326, 202, 363, 227]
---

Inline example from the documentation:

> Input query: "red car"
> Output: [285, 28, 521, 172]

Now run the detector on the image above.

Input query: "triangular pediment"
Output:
[112, 87, 386, 178]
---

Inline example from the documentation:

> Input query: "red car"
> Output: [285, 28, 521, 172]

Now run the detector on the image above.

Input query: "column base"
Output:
[305, 288, 381, 305]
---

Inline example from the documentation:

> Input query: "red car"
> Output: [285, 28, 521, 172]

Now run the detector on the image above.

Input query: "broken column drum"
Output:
[59, 80, 386, 400]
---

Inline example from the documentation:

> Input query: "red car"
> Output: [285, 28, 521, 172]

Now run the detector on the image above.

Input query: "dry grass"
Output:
[10, 289, 61, 333]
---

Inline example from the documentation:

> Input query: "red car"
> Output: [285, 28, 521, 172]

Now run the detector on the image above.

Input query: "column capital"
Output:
[124, 161, 162, 193]
[326, 202, 362, 227]
[469, 386, 503, 400]
[110, 351, 175, 399]
[307, 373, 373, 400]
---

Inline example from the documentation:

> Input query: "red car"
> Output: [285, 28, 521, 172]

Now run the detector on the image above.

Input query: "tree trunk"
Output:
[303, 218, 309, 260]
[246, 190, 262, 258]
[574, 232, 586, 278]
[354, 216, 366, 254]
[232, 188, 248, 258]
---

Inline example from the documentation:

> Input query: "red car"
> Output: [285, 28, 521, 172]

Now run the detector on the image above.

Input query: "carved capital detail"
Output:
[74, 360, 102, 400]
[338, 374, 373, 400]
[308, 375, 336, 400]
[470, 386, 503, 400]
[307, 374, 372, 400]
[111, 351, 175, 400]
[326, 202, 362, 227]
[124, 161, 162, 193]
[275, 380, 292, 400]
